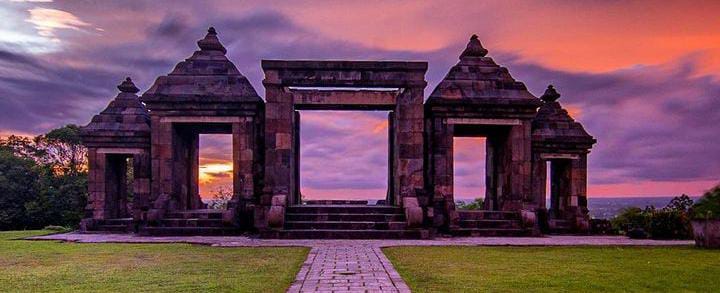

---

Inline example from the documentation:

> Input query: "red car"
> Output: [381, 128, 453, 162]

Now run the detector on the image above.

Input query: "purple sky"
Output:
[1, 0, 719, 198]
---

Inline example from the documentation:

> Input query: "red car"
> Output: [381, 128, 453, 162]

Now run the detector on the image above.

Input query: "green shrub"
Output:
[590, 218, 618, 235]
[610, 194, 694, 240]
[649, 210, 692, 239]
[610, 207, 652, 234]
[457, 198, 484, 210]
[691, 184, 720, 220]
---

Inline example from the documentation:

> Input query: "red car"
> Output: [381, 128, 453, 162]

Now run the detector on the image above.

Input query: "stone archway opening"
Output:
[198, 133, 234, 208]
[298, 110, 391, 204]
[103, 154, 134, 219]
[536, 155, 587, 233]
[453, 137, 486, 209]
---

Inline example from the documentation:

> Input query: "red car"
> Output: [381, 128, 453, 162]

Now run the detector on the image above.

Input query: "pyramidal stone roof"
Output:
[141, 27, 261, 104]
[81, 77, 151, 147]
[532, 85, 596, 147]
[427, 35, 542, 107]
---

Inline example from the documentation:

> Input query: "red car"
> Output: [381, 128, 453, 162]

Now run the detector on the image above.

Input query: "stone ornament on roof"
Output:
[460, 34, 488, 58]
[540, 85, 561, 102]
[197, 27, 227, 54]
[117, 77, 140, 94]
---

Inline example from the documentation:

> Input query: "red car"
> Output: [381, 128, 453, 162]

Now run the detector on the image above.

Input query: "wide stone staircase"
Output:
[139, 209, 241, 236]
[260, 203, 431, 239]
[450, 210, 531, 237]
[83, 218, 134, 233]
[547, 218, 573, 234]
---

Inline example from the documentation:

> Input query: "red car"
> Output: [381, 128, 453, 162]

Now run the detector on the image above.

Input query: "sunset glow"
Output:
[198, 163, 232, 184]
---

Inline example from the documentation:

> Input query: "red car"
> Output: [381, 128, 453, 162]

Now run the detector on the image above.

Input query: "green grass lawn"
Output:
[384, 246, 720, 292]
[0, 230, 308, 292]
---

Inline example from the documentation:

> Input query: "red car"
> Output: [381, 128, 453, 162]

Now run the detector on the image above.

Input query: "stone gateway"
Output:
[79, 28, 595, 238]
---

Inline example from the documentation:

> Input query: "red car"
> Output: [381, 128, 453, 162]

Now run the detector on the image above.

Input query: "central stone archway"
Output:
[259, 60, 428, 229]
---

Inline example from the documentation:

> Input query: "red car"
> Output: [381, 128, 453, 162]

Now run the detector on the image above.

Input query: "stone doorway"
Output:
[198, 134, 233, 206]
[261, 60, 427, 212]
[532, 154, 590, 233]
[298, 110, 391, 204]
[95, 153, 135, 219]
[446, 118, 514, 211]
[259, 60, 427, 232]
[168, 122, 233, 210]
[453, 137, 486, 207]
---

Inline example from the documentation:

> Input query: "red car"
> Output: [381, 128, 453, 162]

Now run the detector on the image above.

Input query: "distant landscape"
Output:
[455, 196, 698, 219]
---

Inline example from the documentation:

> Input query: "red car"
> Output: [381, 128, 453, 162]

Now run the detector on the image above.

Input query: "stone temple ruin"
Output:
[79, 28, 595, 238]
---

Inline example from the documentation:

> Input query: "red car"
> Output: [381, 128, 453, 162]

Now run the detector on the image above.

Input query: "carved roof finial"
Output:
[460, 34, 488, 58]
[540, 84, 561, 102]
[197, 26, 227, 54]
[117, 77, 139, 94]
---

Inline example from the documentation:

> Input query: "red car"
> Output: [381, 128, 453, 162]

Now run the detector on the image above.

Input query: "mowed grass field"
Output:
[0, 230, 308, 292]
[384, 246, 720, 292]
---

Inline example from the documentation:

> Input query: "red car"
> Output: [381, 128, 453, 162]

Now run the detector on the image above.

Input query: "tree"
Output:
[0, 148, 40, 230]
[0, 125, 88, 230]
[34, 124, 87, 175]
[208, 186, 232, 210]
[0, 135, 41, 160]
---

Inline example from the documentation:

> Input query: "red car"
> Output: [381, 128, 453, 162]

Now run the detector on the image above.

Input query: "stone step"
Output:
[302, 200, 369, 205]
[458, 219, 522, 229]
[287, 205, 403, 214]
[286, 213, 406, 222]
[139, 226, 241, 236]
[547, 228, 573, 235]
[95, 224, 131, 233]
[457, 210, 521, 221]
[285, 221, 408, 230]
[165, 209, 225, 219]
[96, 218, 133, 226]
[549, 219, 571, 228]
[450, 228, 531, 237]
[260, 229, 430, 239]
[548, 219, 574, 234]
[158, 218, 227, 228]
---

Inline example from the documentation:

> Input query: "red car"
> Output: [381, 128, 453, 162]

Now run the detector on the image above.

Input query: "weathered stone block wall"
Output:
[393, 86, 425, 205]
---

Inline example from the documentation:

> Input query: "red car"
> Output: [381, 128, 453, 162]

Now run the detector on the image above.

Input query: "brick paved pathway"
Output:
[287, 245, 410, 293]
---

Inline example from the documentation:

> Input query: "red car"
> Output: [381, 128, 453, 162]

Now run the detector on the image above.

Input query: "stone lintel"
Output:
[96, 148, 147, 155]
[159, 116, 251, 123]
[291, 89, 398, 110]
[540, 153, 580, 160]
[261, 60, 428, 88]
[261, 60, 428, 71]
[446, 118, 521, 125]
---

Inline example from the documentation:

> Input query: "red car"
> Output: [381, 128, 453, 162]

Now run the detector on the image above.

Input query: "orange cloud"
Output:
[198, 162, 232, 183]
[271, 1, 720, 74]
[565, 105, 582, 119]
[371, 120, 388, 134]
